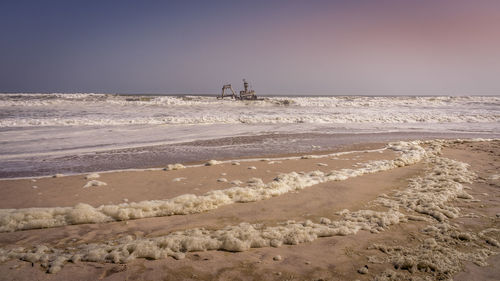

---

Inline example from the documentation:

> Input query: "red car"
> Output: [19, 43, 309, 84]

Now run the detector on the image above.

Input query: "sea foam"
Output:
[0, 141, 424, 232]
[1, 140, 494, 274]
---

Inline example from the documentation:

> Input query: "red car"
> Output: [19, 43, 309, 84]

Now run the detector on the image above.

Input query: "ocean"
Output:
[0, 93, 499, 177]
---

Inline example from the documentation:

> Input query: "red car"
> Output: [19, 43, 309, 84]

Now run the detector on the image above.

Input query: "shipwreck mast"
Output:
[238, 79, 257, 100]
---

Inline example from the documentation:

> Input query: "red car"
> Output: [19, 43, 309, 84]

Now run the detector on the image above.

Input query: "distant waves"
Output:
[0, 94, 498, 127]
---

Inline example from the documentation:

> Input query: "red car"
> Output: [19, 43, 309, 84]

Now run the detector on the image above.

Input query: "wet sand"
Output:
[0, 139, 499, 280]
[2, 131, 498, 178]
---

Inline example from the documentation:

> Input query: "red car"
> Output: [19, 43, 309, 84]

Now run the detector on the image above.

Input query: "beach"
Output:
[2, 0, 500, 279]
[0, 138, 499, 280]
[0, 94, 499, 280]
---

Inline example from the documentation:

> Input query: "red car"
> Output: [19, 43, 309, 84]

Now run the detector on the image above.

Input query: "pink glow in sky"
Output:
[0, 0, 499, 95]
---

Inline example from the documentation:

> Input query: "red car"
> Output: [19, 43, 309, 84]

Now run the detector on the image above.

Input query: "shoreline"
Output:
[0, 145, 387, 181]
[2, 131, 498, 179]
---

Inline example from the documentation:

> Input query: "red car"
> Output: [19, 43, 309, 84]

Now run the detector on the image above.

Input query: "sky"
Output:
[0, 0, 499, 95]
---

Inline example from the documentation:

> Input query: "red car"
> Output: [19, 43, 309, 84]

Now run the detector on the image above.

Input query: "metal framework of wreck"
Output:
[218, 79, 260, 100]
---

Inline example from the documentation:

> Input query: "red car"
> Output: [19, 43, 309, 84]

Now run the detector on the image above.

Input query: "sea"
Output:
[0, 93, 499, 177]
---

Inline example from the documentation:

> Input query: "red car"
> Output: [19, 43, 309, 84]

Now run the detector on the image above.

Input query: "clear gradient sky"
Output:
[1, 0, 499, 95]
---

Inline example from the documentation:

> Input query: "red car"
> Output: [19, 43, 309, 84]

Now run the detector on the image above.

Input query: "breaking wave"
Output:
[0, 94, 498, 127]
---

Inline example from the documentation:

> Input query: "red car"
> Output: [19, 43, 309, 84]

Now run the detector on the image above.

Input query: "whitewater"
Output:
[0, 93, 499, 177]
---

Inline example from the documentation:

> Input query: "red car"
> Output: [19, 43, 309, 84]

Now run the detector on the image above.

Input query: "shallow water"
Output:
[0, 94, 498, 177]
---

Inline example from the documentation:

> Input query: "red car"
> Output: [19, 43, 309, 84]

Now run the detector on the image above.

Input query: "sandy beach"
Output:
[2, 0, 500, 279]
[0, 138, 498, 280]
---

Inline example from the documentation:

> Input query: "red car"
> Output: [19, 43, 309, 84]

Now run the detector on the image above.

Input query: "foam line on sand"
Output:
[0, 142, 427, 232]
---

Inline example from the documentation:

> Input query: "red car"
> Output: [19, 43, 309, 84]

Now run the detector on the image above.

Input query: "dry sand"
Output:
[0, 139, 498, 280]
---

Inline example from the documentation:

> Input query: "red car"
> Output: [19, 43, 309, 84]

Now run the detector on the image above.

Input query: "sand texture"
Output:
[0, 139, 499, 280]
